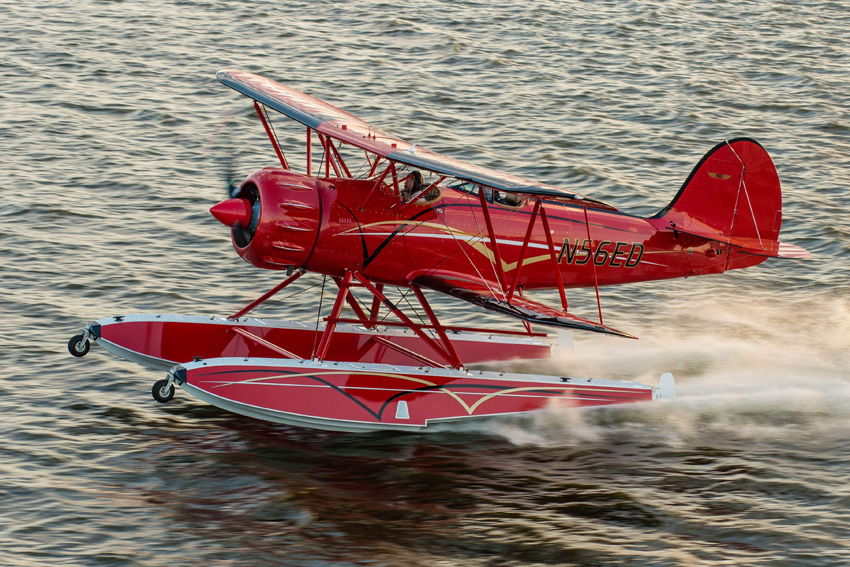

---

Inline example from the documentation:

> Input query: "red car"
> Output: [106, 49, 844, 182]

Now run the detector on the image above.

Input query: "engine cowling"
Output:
[210, 168, 322, 270]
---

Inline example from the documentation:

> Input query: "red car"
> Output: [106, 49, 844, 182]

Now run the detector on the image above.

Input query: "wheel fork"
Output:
[78, 323, 94, 346]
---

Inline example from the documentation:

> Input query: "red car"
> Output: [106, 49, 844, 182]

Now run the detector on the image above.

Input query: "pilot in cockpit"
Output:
[485, 186, 524, 207]
[401, 170, 439, 202]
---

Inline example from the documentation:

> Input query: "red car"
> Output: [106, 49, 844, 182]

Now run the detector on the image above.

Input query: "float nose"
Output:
[210, 198, 252, 228]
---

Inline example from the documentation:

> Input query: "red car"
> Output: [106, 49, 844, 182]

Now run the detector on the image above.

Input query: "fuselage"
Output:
[222, 168, 764, 290]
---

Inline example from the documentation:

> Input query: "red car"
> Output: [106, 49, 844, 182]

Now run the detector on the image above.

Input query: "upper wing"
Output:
[414, 273, 636, 339]
[217, 70, 617, 211]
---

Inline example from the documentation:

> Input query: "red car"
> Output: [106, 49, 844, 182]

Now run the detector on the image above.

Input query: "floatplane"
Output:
[68, 70, 809, 432]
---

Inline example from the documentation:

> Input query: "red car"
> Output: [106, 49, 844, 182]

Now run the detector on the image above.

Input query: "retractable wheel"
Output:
[68, 334, 90, 357]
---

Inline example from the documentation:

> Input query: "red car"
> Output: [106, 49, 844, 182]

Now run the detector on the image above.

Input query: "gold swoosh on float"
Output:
[202, 370, 617, 416]
[204, 370, 475, 413]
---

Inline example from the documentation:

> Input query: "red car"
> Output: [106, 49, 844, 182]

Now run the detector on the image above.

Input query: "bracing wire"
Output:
[262, 105, 289, 168]
[725, 140, 765, 250]
[458, 192, 501, 299]
[400, 288, 428, 327]
[311, 275, 328, 359]
[395, 187, 506, 302]
[378, 287, 412, 323]
[250, 280, 324, 316]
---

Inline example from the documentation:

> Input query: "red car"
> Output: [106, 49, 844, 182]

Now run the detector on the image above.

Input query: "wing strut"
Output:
[229, 327, 298, 359]
[411, 285, 463, 369]
[477, 189, 508, 296]
[413, 192, 633, 338]
[312, 272, 467, 368]
[502, 198, 568, 313]
[228, 269, 304, 319]
[507, 199, 540, 302]
[327, 276, 448, 367]
[317, 132, 343, 178]
[321, 133, 352, 177]
[306, 127, 312, 176]
[359, 161, 395, 211]
[368, 155, 383, 177]
[254, 102, 289, 170]
[583, 206, 604, 325]
[368, 283, 383, 327]
[314, 270, 354, 360]
[539, 204, 570, 313]
[352, 273, 462, 368]
[333, 275, 370, 323]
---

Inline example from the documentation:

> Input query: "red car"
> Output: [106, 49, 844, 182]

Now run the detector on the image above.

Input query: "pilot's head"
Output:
[403, 170, 423, 197]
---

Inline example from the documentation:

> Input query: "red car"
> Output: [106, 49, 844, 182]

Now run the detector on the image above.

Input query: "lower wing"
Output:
[414, 273, 636, 339]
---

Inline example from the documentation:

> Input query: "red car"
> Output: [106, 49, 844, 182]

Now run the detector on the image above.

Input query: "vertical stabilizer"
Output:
[653, 138, 808, 260]
[654, 138, 781, 242]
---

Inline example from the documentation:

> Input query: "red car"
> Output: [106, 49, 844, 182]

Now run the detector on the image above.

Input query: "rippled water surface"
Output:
[2, 1, 849, 565]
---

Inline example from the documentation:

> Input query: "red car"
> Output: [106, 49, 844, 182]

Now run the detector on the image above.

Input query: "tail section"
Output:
[653, 138, 809, 260]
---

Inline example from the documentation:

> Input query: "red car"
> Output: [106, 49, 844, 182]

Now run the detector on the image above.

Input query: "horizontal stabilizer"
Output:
[773, 241, 811, 259]
[674, 227, 810, 259]
[415, 274, 636, 339]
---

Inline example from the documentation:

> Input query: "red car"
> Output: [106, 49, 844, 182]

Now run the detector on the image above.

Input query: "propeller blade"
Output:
[206, 111, 243, 197]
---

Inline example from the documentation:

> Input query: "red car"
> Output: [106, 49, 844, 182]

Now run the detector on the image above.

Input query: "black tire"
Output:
[68, 335, 90, 357]
[151, 379, 175, 403]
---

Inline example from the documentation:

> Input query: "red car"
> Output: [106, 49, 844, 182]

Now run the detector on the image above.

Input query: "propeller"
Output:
[206, 112, 260, 246]
[222, 152, 241, 199]
[206, 111, 243, 198]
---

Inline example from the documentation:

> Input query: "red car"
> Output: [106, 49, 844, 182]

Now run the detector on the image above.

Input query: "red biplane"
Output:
[68, 70, 809, 432]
